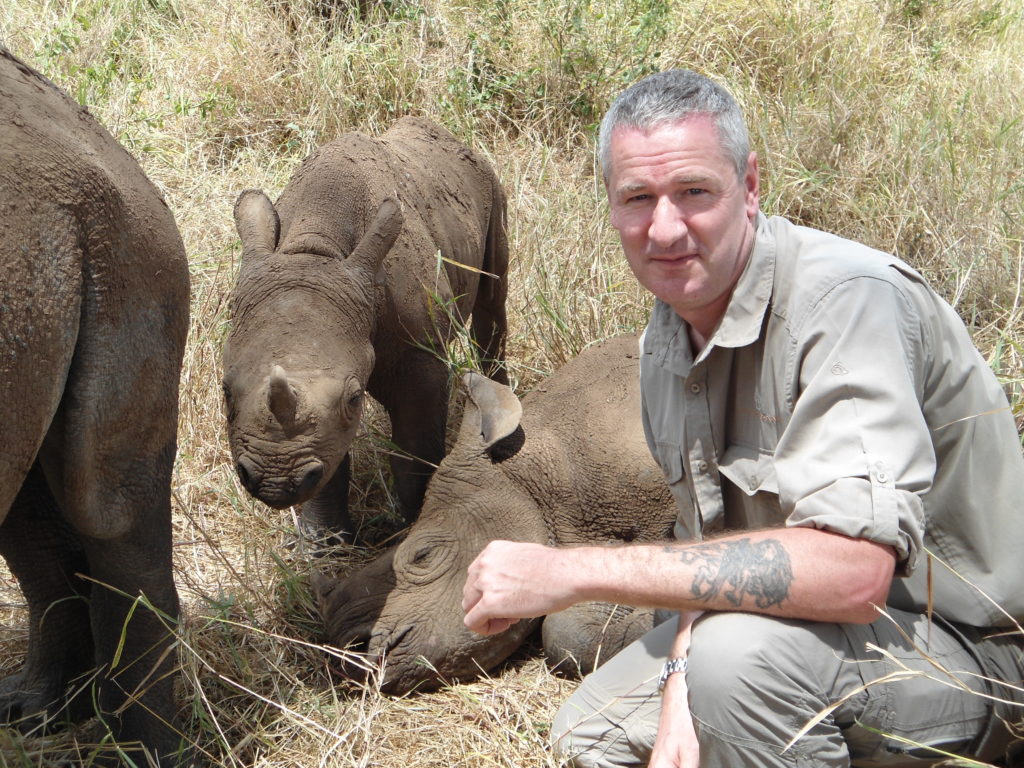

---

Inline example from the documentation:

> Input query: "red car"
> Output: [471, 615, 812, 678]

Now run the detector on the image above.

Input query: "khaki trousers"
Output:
[552, 609, 1024, 767]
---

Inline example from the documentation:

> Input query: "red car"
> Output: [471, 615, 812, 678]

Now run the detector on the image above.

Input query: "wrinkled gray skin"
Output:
[0, 47, 190, 765]
[223, 116, 509, 543]
[313, 335, 678, 694]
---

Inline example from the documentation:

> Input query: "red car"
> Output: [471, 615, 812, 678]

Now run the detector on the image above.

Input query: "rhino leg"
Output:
[470, 290, 508, 386]
[35, 274, 188, 767]
[380, 354, 449, 523]
[77, 527, 183, 766]
[542, 601, 660, 678]
[299, 453, 352, 546]
[0, 462, 95, 730]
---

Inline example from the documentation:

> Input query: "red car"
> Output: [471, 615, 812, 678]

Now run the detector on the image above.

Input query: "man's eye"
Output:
[686, 188, 706, 196]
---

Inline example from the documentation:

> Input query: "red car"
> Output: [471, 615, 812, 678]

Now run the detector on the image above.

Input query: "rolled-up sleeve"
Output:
[775, 275, 931, 574]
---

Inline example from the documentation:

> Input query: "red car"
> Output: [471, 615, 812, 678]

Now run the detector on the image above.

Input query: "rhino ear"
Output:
[462, 371, 522, 448]
[268, 364, 298, 425]
[349, 197, 403, 281]
[310, 570, 337, 608]
[235, 189, 280, 257]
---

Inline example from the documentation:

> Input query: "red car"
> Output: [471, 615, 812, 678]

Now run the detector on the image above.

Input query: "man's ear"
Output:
[744, 151, 760, 219]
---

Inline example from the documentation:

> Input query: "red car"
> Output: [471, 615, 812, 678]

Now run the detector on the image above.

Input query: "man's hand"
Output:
[462, 541, 579, 635]
[649, 660, 700, 768]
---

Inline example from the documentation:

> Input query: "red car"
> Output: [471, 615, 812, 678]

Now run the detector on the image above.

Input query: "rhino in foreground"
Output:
[0, 47, 190, 764]
[313, 334, 678, 694]
[223, 116, 509, 543]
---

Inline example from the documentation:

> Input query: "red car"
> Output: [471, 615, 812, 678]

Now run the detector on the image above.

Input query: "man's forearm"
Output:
[565, 527, 895, 624]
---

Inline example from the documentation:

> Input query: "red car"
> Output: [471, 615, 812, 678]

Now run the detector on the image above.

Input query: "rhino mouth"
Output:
[328, 613, 539, 695]
[235, 455, 326, 508]
[330, 623, 422, 690]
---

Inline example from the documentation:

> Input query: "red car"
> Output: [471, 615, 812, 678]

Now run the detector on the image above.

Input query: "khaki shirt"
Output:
[640, 213, 1024, 627]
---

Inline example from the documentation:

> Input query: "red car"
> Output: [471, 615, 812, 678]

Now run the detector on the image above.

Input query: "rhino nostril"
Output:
[293, 461, 324, 496]
[236, 457, 258, 493]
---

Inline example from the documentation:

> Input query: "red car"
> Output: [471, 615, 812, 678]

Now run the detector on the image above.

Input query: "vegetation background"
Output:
[1, 0, 1021, 764]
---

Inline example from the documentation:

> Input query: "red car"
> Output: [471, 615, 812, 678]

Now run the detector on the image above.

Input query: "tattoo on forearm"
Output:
[664, 538, 793, 609]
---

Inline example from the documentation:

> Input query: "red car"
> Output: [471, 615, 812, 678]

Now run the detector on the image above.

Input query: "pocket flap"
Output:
[718, 444, 778, 496]
[654, 442, 685, 484]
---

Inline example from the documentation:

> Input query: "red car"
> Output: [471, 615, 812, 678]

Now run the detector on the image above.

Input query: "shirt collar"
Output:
[643, 212, 775, 374]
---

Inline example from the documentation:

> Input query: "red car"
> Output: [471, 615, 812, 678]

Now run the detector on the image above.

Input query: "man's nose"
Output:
[648, 196, 687, 247]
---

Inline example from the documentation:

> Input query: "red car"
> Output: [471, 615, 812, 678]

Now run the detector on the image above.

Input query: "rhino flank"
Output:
[0, 47, 190, 764]
[313, 334, 678, 694]
[223, 116, 509, 543]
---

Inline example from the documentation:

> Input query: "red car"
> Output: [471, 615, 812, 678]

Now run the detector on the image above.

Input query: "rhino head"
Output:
[222, 191, 403, 511]
[312, 372, 550, 694]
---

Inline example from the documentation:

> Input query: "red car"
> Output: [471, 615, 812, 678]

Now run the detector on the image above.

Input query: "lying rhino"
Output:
[0, 47, 189, 764]
[223, 116, 509, 542]
[313, 334, 678, 694]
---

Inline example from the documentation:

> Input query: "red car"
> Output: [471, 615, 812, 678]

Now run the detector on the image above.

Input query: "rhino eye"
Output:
[399, 535, 453, 583]
[411, 545, 434, 565]
[348, 390, 364, 407]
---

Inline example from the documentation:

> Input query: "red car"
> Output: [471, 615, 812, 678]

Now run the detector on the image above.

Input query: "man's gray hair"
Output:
[598, 69, 750, 181]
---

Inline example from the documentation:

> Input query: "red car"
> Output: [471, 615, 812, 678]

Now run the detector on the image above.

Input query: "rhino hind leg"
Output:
[541, 601, 660, 678]
[470, 182, 509, 385]
[470, 294, 508, 386]
[44, 281, 188, 766]
[0, 462, 95, 730]
[298, 453, 353, 547]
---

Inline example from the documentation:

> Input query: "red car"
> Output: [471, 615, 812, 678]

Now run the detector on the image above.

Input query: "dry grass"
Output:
[1, 0, 1022, 763]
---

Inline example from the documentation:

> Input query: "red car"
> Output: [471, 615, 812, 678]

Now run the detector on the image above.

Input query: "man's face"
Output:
[605, 116, 759, 336]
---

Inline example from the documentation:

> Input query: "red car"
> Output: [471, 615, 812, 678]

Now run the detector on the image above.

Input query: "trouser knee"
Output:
[686, 612, 845, 740]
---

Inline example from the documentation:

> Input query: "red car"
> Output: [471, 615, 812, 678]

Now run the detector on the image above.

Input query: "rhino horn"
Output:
[348, 196, 403, 281]
[463, 371, 523, 448]
[234, 189, 280, 258]
[268, 365, 298, 425]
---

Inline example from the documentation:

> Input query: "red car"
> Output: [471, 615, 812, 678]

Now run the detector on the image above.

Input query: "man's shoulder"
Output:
[766, 215, 908, 279]
[763, 215, 926, 317]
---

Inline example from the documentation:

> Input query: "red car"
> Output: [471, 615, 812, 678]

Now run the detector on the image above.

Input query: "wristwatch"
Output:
[658, 657, 688, 693]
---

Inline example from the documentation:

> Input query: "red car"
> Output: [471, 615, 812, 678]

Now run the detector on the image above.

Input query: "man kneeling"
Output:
[462, 69, 1024, 767]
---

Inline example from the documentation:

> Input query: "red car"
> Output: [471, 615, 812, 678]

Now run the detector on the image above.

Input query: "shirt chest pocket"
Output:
[653, 442, 700, 540]
[717, 444, 784, 529]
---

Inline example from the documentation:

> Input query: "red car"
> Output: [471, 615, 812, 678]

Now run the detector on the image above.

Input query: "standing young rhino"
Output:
[313, 335, 678, 694]
[223, 116, 509, 542]
[0, 47, 189, 764]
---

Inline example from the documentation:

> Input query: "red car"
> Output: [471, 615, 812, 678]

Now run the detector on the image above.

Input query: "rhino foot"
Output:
[293, 521, 350, 556]
[542, 602, 660, 678]
[0, 667, 94, 733]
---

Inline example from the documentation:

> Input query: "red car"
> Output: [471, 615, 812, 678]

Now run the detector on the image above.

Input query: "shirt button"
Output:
[690, 383, 701, 394]
[877, 471, 889, 483]
[697, 460, 709, 473]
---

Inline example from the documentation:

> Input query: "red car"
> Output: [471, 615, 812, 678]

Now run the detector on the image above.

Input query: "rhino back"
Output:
[0, 48, 189, 516]
[273, 117, 493, 268]
[1, 47, 182, 240]
[0, 46, 187, 304]
[510, 335, 676, 545]
[267, 118, 500, 386]
[381, 116, 495, 277]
